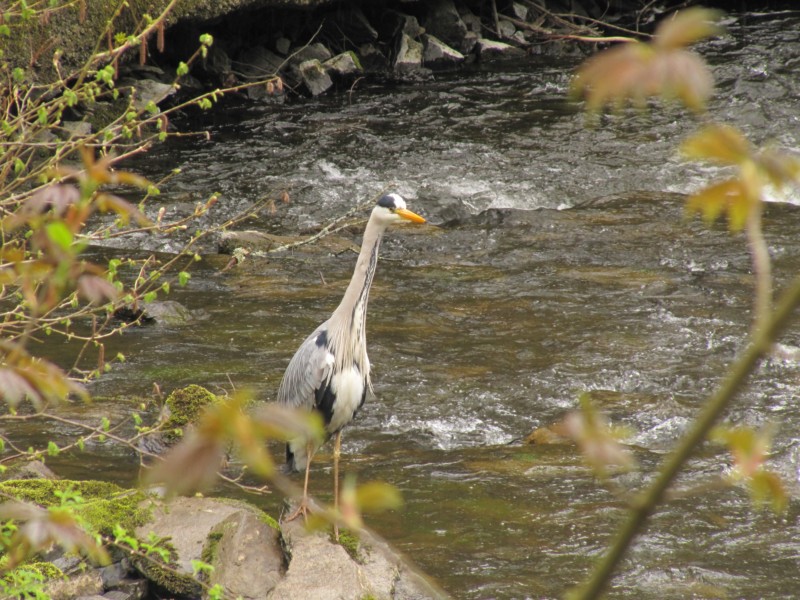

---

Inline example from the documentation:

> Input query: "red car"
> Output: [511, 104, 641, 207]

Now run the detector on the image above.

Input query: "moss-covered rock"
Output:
[0, 479, 152, 536]
[160, 383, 221, 443]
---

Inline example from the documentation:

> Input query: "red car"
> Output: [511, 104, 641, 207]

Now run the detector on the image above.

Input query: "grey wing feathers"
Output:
[277, 325, 332, 410]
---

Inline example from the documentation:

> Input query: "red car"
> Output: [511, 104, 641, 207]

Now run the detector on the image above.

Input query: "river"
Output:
[23, 7, 800, 599]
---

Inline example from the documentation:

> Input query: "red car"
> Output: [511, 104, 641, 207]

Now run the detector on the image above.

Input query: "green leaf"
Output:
[13, 158, 24, 174]
[37, 106, 48, 125]
[12, 67, 25, 83]
[178, 272, 191, 286]
[45, 222, 74, 250]
[143, 291, 157, 303]
[63, 89, 78, 107]
[176, 62, 189, 77]
[0, 25, 11, 37]
[101, 417, 110, 432]
[47, 441, 60, 457]
[191, 559, 214, 575]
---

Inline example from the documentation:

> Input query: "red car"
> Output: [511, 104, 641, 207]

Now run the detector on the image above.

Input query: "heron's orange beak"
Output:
[396, 208, 426, 224]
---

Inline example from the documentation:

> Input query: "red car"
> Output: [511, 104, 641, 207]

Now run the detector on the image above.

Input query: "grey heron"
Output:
[277, 193, 425, 530]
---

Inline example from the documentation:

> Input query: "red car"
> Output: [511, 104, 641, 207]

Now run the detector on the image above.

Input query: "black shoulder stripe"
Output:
[315, 381, 335, 425]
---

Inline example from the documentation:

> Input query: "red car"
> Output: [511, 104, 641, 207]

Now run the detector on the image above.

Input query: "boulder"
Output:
[237, 46, 285, 80]
[299, 59, 334, 96]
[325, 6, 378, 45]
[1, 459, 59, 481]
[133, 496, 283, 597]
[138, 384, 221, 456]
[113, 300, 194, 328]
[289, 42, 333, 67]
[60, 120, 92, 138]
[324, 52, 363, 78]
[376, 10, 425, 40]
[394, 33, 424, 74]
[359, 43, 389, 73]
[130, 79, 175, 111]
[423, 0, 470, 54]
[476, 38, 527, 60]
[275, 36, 291, 55]
[510, 2, 530, 20]
[271, 519, 444, 600]
[422, 34, 464, 69]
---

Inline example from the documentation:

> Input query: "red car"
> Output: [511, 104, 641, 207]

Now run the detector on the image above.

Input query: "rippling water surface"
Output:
[18, 9, 800, 599]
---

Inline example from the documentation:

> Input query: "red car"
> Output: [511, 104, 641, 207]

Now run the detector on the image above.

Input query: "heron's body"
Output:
[276, 193, 425, 526]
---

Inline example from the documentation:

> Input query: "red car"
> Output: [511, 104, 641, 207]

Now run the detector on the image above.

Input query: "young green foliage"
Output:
[682, 124, 800, 231]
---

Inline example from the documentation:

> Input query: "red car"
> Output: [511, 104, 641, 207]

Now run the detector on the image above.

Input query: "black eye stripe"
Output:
[377, 193, 401, 209]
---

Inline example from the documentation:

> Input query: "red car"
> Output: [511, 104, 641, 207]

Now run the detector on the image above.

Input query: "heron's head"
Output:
[372, 193, 426, 226]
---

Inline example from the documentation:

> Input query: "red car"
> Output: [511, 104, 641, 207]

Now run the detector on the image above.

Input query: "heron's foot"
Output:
[285, 498, 310, 523]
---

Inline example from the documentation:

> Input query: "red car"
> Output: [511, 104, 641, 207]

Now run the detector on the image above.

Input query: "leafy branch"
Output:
[565, 7, 800, 598]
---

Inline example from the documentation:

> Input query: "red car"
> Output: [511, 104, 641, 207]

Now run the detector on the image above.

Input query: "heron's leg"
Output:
[286, 441, 314, 522]
[333, 430, 342, 541]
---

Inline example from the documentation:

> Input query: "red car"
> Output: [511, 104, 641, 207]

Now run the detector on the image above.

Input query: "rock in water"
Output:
[324, 52, 363, 78]
[299, 59, 333, 96]
[477, 38, 527, 60]
[394, 33, 424, 74]
[423, 34, 465, 69]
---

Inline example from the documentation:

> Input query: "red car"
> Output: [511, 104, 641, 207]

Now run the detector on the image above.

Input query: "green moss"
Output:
[130, 542, 202, 598]
[2, 561, 65, 584]
[200, 531, 224, 567]
[160, 384, 220, 443]
[0, 479, 152, 535]
[333, 529, 361, 562]
[259, 511, 280, 530]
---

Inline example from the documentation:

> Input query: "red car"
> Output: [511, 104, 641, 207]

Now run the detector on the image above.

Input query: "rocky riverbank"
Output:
[1, 465, 446, 600]
[4, 0, 695, 97]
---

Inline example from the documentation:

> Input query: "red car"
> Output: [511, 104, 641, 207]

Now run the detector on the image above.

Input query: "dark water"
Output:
[13, 9, 800, 599]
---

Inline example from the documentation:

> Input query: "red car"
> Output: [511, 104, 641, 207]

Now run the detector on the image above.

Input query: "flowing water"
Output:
[13, 8, 800, 599]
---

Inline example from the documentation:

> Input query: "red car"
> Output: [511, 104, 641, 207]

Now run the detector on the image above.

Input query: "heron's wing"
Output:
[277, 325, 333, 410]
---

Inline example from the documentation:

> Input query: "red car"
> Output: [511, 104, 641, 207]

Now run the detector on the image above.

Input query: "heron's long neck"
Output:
[329, 213, 385, 379]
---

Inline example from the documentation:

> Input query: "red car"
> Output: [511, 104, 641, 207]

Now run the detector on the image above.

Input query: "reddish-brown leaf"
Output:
[77, 274, 120, 305]
[144, 431, 225, 496]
